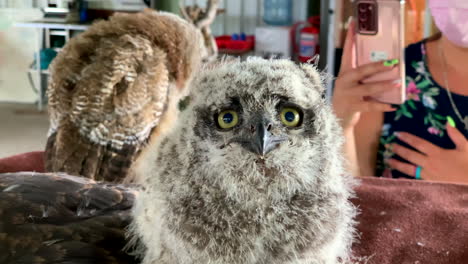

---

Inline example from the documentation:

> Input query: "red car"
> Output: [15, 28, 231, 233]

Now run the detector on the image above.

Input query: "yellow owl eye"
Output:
[217, 110, 239, 129]
[280, 108, 301, 127]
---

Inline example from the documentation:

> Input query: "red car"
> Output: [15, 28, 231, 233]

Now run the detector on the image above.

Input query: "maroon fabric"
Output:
[0, 152, 466, 263]
[352, 177, 468, 264]
[0, 151, 45, 173]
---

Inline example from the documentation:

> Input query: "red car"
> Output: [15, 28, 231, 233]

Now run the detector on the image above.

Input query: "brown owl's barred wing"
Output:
[45, 119, 145, 183]
[0, 172, 138, 264]
[45, 11, 203, 182]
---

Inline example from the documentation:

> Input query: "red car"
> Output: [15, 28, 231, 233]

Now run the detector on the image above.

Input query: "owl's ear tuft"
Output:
[178, 96, 191, 111]
[298, 62, 332, 95]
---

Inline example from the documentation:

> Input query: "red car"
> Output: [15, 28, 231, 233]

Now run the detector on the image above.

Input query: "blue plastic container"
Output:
[79, 0, 88, 23]
[263, 0, 293, 26]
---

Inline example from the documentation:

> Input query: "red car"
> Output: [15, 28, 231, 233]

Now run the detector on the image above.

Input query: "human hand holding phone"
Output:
[355, 0, 406, 104]
[332, 18, 401, 131]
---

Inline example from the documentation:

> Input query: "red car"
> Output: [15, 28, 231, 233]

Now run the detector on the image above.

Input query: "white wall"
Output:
[0, 0, 45, 8]
[183, 0, 308, 36]
[0, 0, 309, 103]
[88, 0, 146, 11]
[0, 8, 43, 103]
[89, 0, 308, 35]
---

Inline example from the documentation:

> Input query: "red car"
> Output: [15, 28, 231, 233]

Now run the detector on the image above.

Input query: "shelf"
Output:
[28, 69, 51, 75]
[49, 30, 68, 36]
[14, 21, 90, 31]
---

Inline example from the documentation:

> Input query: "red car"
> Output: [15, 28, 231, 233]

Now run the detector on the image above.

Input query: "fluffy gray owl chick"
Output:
[130, 58, 357, 264]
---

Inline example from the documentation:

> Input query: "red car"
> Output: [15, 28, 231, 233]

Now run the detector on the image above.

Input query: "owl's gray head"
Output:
[170, 58, 347, 196]
[133, 58, 355, 263]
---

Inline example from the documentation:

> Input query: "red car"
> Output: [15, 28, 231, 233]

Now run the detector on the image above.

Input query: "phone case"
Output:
[355, 0, 406, 105]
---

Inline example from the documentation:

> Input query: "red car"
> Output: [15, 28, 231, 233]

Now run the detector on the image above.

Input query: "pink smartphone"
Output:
[355, 0, 406, 105]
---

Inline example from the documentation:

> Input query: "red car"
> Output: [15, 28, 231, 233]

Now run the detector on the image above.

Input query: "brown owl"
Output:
[45, 10, 205, 183]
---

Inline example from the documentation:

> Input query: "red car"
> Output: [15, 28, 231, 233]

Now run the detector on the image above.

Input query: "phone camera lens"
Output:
[359, 4, 367, 13]
[359, 14, 368, 22]
[360, 23, 368, 31]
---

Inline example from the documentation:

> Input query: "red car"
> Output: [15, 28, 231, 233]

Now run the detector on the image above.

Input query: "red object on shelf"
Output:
[215, 35, 255, 54]
[292, 16, 320, 63]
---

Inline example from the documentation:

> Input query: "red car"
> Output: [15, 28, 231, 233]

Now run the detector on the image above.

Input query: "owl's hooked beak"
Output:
[237, 120, 287, 157]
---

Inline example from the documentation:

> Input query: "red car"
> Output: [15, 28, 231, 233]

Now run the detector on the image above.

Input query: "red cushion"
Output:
[353, 177, 468, 263]
[1, 154, 466, 263]
[0, 151, 45, 173]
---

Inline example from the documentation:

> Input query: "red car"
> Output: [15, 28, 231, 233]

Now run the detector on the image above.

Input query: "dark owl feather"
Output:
[0, 172, 138, 264]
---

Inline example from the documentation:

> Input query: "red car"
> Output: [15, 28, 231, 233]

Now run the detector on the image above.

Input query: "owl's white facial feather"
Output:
[131, 58, 357, 264]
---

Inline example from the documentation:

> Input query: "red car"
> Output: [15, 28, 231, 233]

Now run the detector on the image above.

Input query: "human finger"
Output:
[391, 144, 428, 168]
[396, 132, 441, 155]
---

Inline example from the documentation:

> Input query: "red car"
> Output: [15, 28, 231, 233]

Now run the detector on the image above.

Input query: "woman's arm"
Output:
[354, 111, 384, 176]
[333, 19, 396, 177]
[342, 128, 360, 177]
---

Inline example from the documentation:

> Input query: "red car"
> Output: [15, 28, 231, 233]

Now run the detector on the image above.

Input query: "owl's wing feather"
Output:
[0, 172, 138, 264]
[45, 120, 143, 183]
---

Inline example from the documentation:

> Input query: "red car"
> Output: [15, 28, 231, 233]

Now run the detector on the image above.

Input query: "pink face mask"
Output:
[429, 0, 468, 47]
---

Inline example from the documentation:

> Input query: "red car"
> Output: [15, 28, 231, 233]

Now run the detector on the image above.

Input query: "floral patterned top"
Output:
[375, 40, 468, 179]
